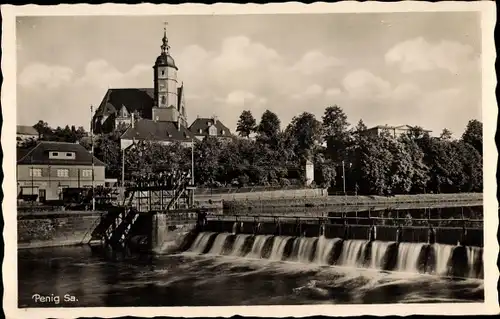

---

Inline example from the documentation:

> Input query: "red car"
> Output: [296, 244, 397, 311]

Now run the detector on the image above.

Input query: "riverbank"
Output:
[222, 192, 483, 212]
[18, 211, 103, 249]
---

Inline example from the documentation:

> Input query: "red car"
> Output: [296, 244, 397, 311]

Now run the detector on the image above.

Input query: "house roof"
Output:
[94, 88, 155, 119]
[189, 118, 232, 137]
[17, 141, 106, 166]
[369, 125, 432, 132]
[17, 125, 38, 136]
[120, 119, 193, 142]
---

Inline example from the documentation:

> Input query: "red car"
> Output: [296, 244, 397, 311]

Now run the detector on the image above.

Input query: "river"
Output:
[18, 234, 484, 307]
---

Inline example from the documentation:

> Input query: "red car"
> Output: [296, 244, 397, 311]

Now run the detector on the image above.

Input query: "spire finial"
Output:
[161, 21, 170, 54]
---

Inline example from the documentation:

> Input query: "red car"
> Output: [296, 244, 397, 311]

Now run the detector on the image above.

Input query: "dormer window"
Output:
[50, 151, 75, 160]
[199, 129, 203, 134]
[209, 126, 217, 136]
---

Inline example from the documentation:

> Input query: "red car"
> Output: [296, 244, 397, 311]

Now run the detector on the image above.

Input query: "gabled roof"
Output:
[16, 125, 38, 136]
[94, 88, 154, 119]
[189, 118, 232, 137]
[17, 141, 106, 166]
[120, 119, 193, 142]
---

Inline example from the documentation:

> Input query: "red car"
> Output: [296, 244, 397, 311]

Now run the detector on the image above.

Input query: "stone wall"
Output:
[18, 211, 103, 249]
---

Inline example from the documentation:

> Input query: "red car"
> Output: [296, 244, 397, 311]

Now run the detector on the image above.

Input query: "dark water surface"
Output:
[18, 246, 483, 307]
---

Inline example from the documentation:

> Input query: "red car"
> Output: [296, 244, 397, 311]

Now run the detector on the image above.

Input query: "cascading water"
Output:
[369, 241, 392, 269]
[289, 237, 317, 263]
[246, 235, 271, 259]
[268, 236, 291, 261]
[466, 246, 481, 278]
[314, 236, 340, 265]
[188, 232, 215, 253]
[208, 233, 231, 255]
[434, 244, 454, 276]
[337, 240, 367, 267]
[185, 232, 483, 279]
[229, 234, 250, 257]
[396, 242, 425, 273]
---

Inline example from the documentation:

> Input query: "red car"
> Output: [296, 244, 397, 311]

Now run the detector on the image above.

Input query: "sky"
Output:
[16, 12, 482, 137]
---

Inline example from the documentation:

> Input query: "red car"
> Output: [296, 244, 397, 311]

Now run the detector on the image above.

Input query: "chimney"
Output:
[213, 115, 217, 124]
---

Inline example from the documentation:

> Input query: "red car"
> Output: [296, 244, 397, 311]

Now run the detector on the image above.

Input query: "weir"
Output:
[184, 232, 484, 279]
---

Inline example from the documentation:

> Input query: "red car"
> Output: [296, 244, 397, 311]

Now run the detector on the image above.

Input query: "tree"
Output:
[256, 110, 281, 145]
[440, 128, 453, 141]
[462, 119, 482, 155]
[194, 137, 223, 186]
[354, 119, 367, 133]
[94, 134, 121, 178]
[286, 112, 323, 161]
[322, 105, 350, 161]
[33, 120, 52, 140]
[236, 110, 257, 138]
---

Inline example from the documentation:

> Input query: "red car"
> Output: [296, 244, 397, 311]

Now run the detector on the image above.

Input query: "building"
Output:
[92, 25, 231, 147]
[17, 141, 106, 202]
[360, 125, 432, 138]
[16, 125, 38, 146]
[189, 116, 233, 142]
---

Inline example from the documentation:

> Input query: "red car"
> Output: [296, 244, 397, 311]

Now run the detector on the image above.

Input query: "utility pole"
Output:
[342, 160, 346, 195]
[191, 139, 195, 206]
[122, 147, 125, 202]
[90, 105, 95, 211]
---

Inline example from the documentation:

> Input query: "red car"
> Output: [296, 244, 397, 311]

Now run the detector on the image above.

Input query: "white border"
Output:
[2, 2, 498, 318]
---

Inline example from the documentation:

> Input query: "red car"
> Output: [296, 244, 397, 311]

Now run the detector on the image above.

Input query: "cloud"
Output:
[292, 84, 324, 99]
[18, 63, 73, 89]
[291, 50, 342, 75]
[325, 88, 342, 97]
[342, 69, 391, 99]
[75, 59, 150, 88]
[385, 37, 476, 74]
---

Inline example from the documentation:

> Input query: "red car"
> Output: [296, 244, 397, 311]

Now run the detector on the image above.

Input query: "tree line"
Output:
[22, 105, 483, 195]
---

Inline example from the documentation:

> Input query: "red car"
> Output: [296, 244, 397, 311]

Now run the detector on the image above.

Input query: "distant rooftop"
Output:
[17, 125, 38, 136]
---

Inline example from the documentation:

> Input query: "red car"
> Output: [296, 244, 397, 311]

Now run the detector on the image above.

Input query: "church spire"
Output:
[161, 22, 170, 54]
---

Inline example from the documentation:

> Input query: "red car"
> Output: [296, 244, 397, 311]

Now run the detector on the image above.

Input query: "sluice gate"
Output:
[88, 171, 200, 252]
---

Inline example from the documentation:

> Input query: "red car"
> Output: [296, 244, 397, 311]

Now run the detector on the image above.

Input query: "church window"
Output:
[161, 96, 166, 105]
[161, 70, 165, 76]
[199, 129, 203, 134]
[221, 130, 225, 135]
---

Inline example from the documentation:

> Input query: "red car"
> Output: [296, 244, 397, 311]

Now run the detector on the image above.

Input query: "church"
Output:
[91, 25, 233, 149]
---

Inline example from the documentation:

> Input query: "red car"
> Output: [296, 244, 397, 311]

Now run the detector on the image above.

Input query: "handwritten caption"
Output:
[31, 293, 79, 305]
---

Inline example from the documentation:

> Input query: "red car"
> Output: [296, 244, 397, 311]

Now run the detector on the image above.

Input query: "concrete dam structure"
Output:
[84, 178, 483, 281]
[183, 230, 483, 280]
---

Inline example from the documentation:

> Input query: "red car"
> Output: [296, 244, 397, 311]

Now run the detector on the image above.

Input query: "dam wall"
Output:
[185, 232, 484, 280]
[18, 211, 103, 249]
[202, 219, 483, 247]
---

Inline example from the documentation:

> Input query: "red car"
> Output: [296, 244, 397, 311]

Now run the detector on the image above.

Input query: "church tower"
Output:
[152, 24, 180, 122]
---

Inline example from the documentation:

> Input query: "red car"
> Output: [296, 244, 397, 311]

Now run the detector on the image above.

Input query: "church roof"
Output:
[17, 141, 105, 166]
[189, 118, 232, 137]
[155, 53, 178, 70]
[121, 119, 193, 142]
[94, 88, 154, 119]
